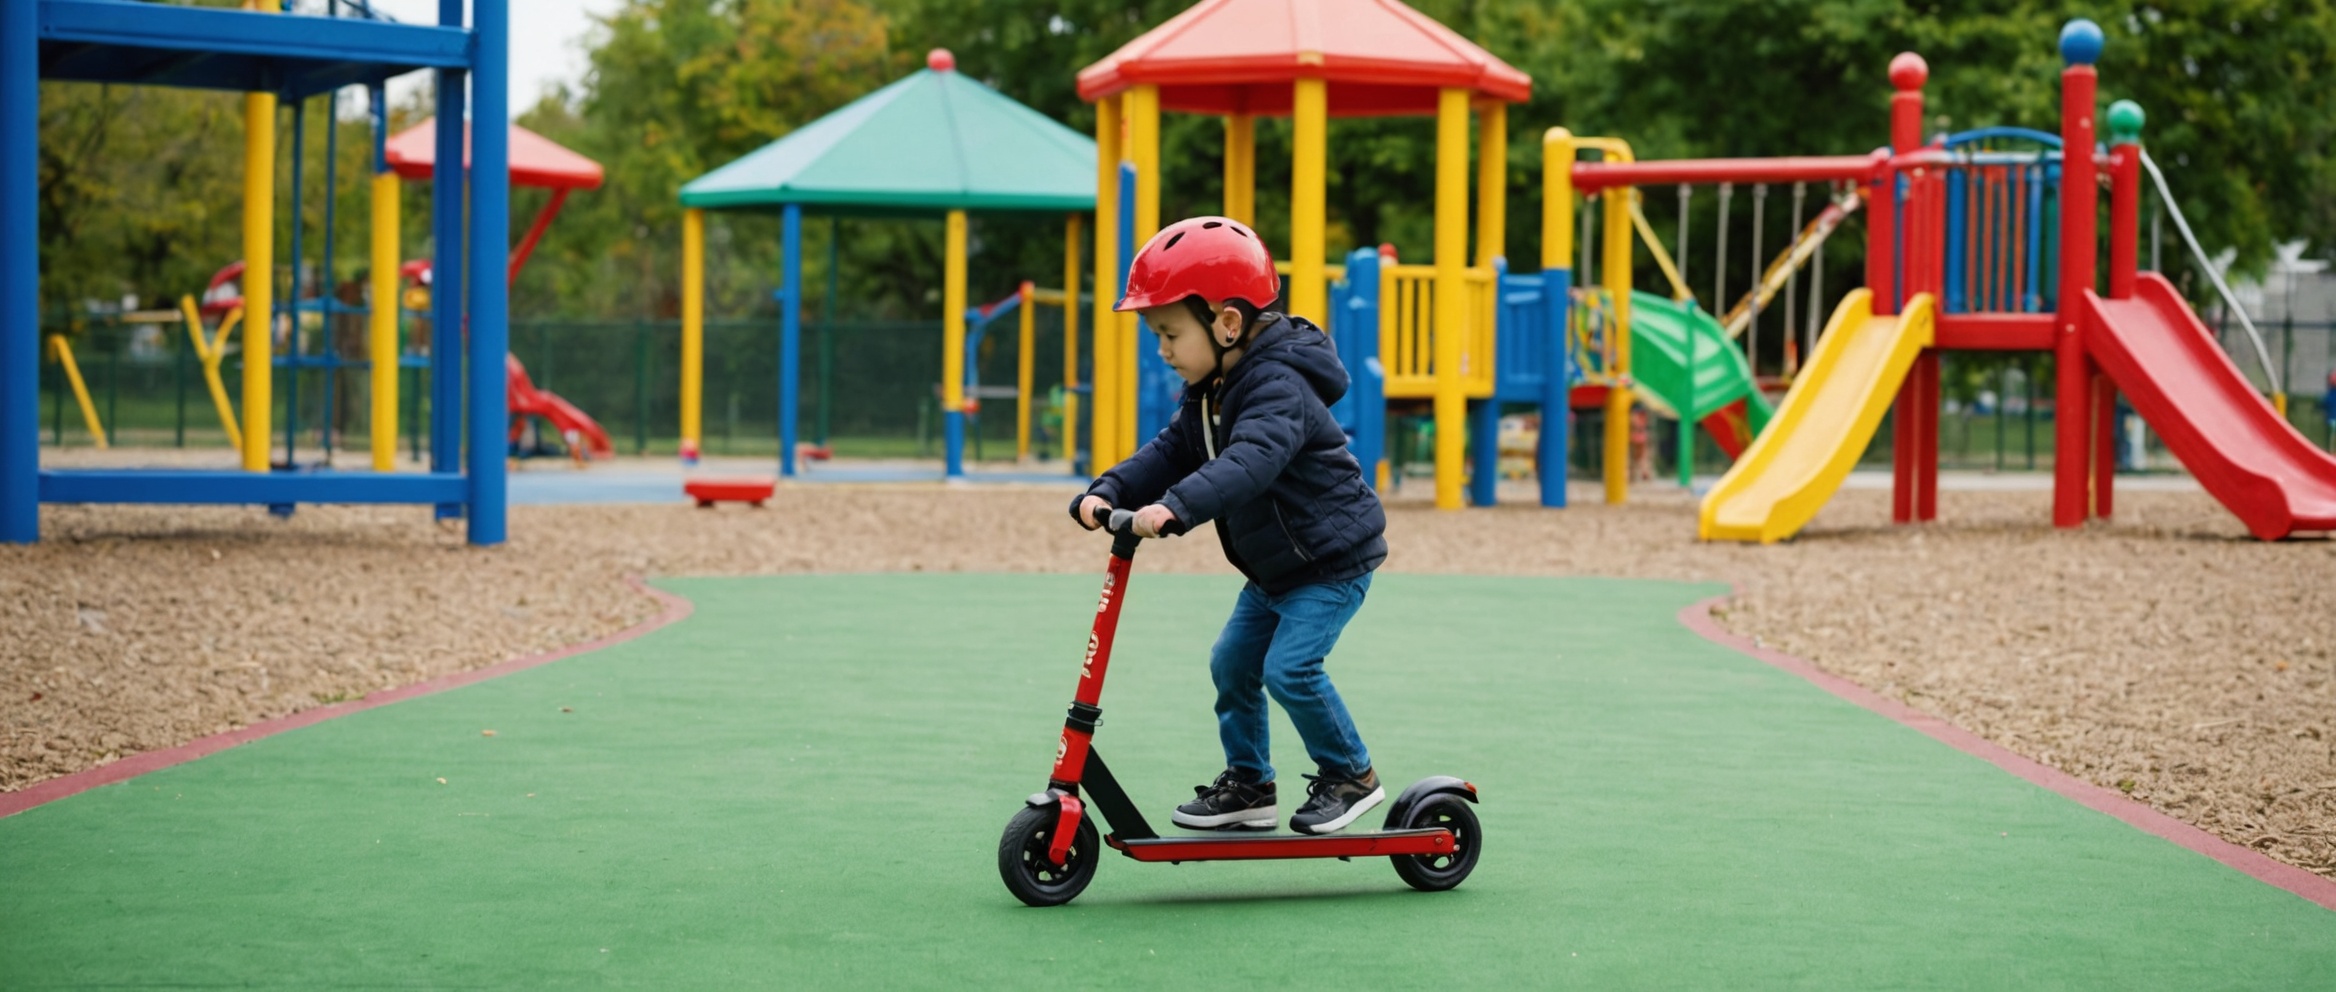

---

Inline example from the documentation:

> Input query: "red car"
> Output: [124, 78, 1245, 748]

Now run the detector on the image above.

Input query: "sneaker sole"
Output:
[1289, 786, 1385, 835]
[1171, 806, 1278, 830]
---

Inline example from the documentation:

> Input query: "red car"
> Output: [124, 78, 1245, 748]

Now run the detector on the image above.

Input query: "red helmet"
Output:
[1114, 216, 1278, 313]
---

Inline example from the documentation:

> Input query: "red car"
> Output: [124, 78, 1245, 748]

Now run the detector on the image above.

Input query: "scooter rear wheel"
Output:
[1389, 794, 1481, 892]
[998, 805, 1100, 907]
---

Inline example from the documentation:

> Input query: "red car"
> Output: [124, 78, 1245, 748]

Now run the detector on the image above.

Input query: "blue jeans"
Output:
[1209, 573, 1373, 784]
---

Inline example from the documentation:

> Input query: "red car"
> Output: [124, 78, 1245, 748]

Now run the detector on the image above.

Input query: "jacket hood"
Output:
[1215, 313, 1348, 405]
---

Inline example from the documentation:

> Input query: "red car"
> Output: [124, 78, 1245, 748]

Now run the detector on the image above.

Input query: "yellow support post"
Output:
[1017, 280, 1035, 461]
[1223, 113, 1255, 226]
[1476, 101, 1508, 268]
[47, 335, 106, 449]
[1090, 98, 1121, 471]
[1602, 186, 1636, 505]
[680, 208, 705, 462]
[179, 297, 245, 451]
[1124, 85, 1160, 457]
[1290, 76, 1329, 324]
[1062, 214, 1082, 466]
[1432, 88, 1469, 510]
[1543, 129, 1574, 270]
[240, 86, 275, 471]
[944, 211, 969, 456]
[369, 170, 400, 470]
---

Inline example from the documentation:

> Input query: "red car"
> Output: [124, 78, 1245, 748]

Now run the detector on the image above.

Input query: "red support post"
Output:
[1886, 53, 1927, 524]
[2094, 375, 2116, 518]
[2052, 22, 2102, 528]
[1914, 169, 1943, 520]
[2091, 105, 2150, 520]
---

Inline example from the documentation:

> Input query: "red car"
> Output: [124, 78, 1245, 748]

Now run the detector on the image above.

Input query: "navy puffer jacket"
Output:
[1072, 313, 1387, 594]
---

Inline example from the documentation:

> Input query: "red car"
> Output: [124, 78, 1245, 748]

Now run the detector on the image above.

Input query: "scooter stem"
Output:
[1047, 517, 1140, 790]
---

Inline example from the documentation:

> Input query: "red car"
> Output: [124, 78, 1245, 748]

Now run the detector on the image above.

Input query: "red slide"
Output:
[506, 354, 614, 462]
[2082, 273, 2336, 539]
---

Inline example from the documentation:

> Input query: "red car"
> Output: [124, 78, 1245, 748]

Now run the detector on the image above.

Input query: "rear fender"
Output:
[1381, 775, 1479, 829]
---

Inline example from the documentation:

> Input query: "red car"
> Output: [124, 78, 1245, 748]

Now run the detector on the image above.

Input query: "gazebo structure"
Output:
[677, 49, 1095, 477]
[1075, 0, 1530, 508]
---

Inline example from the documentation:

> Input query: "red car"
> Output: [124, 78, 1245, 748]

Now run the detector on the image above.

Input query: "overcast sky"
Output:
[367, 0, 624, 118]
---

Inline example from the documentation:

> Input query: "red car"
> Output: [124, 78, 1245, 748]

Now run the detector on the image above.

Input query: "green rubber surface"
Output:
[3, 574, 2331, 989]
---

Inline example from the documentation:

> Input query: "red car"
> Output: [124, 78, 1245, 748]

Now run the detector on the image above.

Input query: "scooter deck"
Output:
[1106, 828, 1455, 863]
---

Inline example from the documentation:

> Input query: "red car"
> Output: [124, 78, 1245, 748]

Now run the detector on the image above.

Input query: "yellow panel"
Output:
[1699, 292, 1936, 543]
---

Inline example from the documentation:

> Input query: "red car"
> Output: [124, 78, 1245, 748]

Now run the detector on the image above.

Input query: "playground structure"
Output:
[1584, 23, 2336, 542]
[4, 0, 512, 545]
[961, 279, 1089, 467]
[383, 119, 615, 465]
[1074, 0, 1537, 511]
[676, 48, 1095, 479]
[1074, 0, 1840, 511]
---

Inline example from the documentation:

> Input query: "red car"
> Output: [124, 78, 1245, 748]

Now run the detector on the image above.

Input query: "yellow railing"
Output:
[1378, 264, 1496, 399]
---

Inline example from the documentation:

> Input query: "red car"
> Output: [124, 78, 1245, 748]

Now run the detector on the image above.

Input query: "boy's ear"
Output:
[1216, 305, 1245, 345]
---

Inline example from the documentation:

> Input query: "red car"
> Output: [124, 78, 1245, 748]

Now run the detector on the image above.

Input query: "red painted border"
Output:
[0, 578, 694, 819]
[1681, 593, 2336, 913]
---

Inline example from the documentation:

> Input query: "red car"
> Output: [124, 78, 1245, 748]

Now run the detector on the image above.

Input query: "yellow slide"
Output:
[1699, 290, 1935, 542]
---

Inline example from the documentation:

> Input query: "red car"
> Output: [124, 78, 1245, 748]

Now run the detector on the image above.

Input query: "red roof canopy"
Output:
[1076, 0, 1530, 117]
[384, 119, 605, 190]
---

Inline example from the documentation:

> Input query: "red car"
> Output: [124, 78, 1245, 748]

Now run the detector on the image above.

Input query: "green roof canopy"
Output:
[680, 53, 1096, 213]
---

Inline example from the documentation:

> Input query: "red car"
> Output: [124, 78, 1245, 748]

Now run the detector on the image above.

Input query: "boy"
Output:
[1070, 216, 1388, 835]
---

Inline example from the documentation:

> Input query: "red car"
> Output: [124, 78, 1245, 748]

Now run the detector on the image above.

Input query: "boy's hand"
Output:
[1076, 495, 1111, 530]
[1131, 504, 1178, 538]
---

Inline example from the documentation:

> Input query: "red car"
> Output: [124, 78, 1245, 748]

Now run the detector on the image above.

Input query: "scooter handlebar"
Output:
[1089, 503, 1184, 537]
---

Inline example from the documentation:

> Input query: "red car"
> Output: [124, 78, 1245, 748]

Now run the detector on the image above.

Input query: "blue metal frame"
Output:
[779, 203, 803, 477]
[1325, 247, 1385, 488]
[37, 0, 472, 101]
[6, 0, 509, 544]
[3, 0, 36, 540]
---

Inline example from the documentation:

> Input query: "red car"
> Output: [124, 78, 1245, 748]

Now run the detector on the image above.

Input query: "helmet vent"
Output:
[1202, 220, 1223, 229]
[1163, 232, 1186, 251]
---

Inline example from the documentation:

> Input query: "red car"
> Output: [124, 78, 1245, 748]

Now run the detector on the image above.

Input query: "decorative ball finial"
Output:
[2106, 99, 2145, 144]
[2059, 19, 2104, 67]
[927, 48, 955, 72]
[1888, 52, 1928, 92]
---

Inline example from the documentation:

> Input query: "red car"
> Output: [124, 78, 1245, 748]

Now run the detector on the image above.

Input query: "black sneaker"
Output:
[1290, 768, 1385, 835]
[1172, 770, 1277, 830]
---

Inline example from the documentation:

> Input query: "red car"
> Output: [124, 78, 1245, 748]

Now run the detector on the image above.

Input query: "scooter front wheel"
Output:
[998, 805, 1100, 907]
[1389, 794, 1481, 892]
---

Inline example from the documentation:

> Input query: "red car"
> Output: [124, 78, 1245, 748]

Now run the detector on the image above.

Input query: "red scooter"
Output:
[997, 506, 1482, 907]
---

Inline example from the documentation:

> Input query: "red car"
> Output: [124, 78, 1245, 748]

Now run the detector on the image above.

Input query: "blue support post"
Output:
[1944, 169, 1966, 312]
[779, 203, 802, 477]
[1122, 163, 1174, 444]
[428, 2, 464, 520]
[1468, 398, 1500, 506]
[465, 0, 508, 545]
[1468, 258, 1508, 508]
[2, 0, 36, 541]
[1539, 266, 1572, 507]
[2024, 162, 2046, 312]
[1330, 246, 1384, 488]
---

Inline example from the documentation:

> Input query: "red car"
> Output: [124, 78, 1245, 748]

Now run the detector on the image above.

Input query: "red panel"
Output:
[1107, 828, 1454, 862]
[1933, 313, 2054, 351]
[1077, 0, 1531, 107]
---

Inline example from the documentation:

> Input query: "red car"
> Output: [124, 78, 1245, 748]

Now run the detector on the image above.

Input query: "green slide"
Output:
[1629, 291, 1774, 458]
